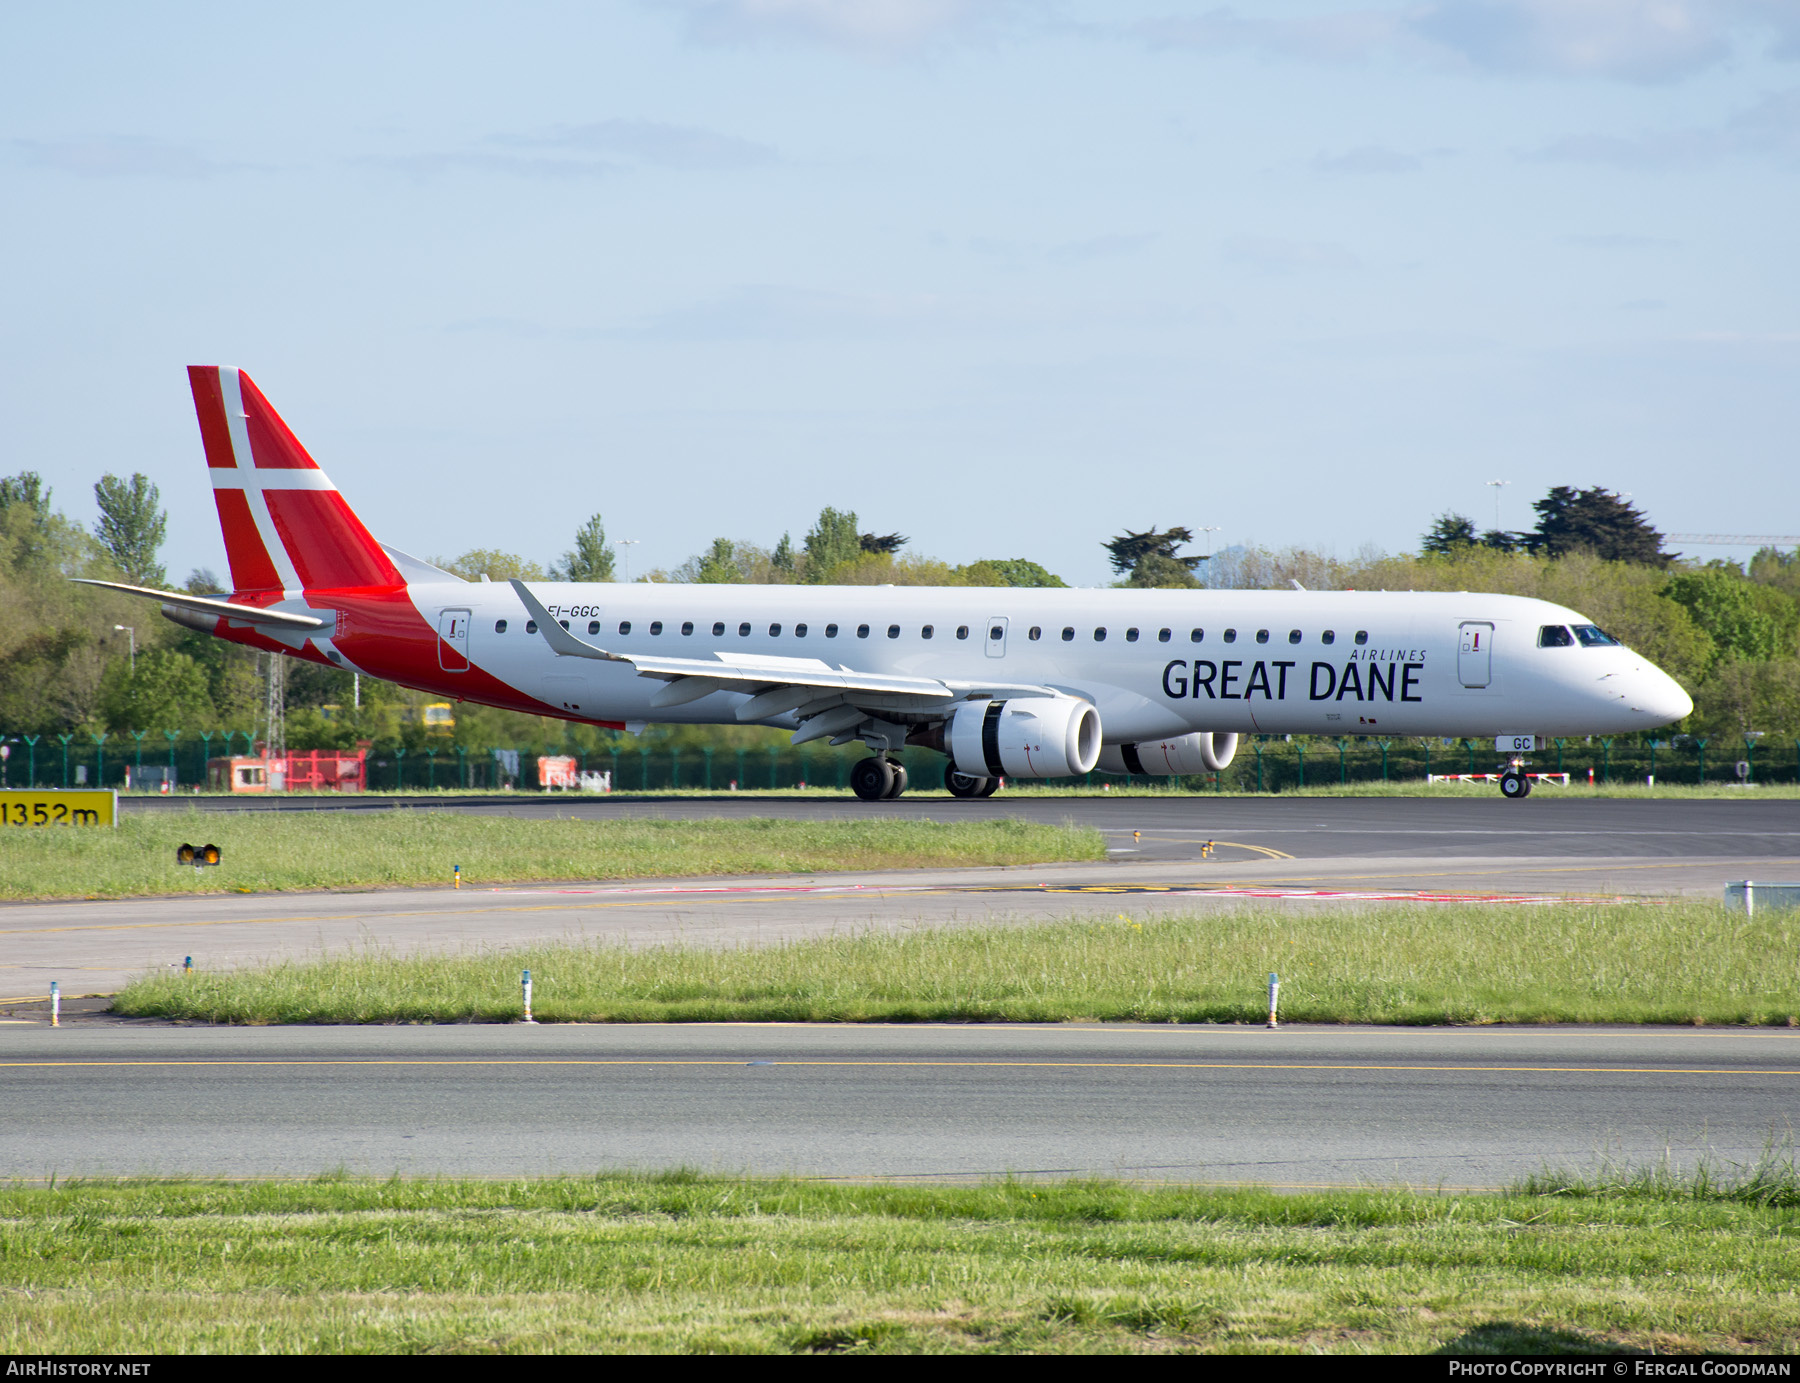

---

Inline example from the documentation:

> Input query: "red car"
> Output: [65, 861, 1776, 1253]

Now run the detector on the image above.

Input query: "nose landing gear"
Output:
[1499, 757, 1532, 799]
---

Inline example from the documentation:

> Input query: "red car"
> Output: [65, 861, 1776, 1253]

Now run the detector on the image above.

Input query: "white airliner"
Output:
[80, 368, 1694, 801]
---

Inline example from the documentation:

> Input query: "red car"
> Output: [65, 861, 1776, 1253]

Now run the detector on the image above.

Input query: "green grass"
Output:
[0, 811, 1102, 901]
[113, 900, 1800, 1025]
[3, 1173, 1797, 1353]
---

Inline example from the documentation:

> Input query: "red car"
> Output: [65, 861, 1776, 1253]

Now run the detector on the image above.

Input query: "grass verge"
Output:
[0, 811, 1102, 901]
[3, 1172, 1797, 1353]
[113, 900, 1800, 1025]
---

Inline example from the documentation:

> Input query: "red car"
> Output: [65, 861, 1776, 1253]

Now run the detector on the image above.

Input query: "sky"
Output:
[3, 0, 1797, 588]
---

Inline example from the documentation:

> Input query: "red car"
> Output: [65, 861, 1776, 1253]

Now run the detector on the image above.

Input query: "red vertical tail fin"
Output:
[187, 366, 401, 594]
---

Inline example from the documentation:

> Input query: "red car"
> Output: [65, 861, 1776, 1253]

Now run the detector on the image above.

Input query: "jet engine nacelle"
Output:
[947, 697, 1102, 780]
[1097, 731, 1239, 776]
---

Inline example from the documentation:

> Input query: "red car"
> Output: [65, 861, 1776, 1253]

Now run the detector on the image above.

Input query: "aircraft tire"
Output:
[945, 768, 987, 799]
[1500, 769, 1532, 800]
[976, 775, 1002, 798]
[851, 757, 896, 802]
[883, 763, 908, 799]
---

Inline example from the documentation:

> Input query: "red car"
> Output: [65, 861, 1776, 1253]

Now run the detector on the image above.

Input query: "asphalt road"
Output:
[3, 1023, 1794, 1187]
[123, 792, 1800, 863]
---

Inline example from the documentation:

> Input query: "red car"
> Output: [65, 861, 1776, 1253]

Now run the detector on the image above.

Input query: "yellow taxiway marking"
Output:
[1118, 838, 1295, 859]
[1, 1059, 1792, 1076]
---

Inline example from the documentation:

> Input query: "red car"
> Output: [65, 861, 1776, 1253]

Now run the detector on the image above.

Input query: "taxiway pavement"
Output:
[3, 1023, 1794, 1187]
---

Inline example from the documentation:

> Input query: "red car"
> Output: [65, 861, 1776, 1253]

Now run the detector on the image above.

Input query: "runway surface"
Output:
[123, 791, 1800, 864]
[4, 1023, 1795, 1187]
[8, 798, 1797, 999]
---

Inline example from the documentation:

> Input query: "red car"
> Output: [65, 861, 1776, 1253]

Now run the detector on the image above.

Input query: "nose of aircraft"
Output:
[1629, 663, 1693, 725]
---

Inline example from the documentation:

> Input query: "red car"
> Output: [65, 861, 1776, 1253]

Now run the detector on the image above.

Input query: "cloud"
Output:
[1559, 233, 1677, 247]
[1130, 1, 1799, 83]
[494, 119, 778, 170]
[1047, 232, 1159, 262]
[1530, 86, 1800, 167]
[11, 137, 255, 178]
[1312, 144, 1423, 173]
[1132, 8, 1407, 64]
[650, 0, 1029, 54]
[366, 118, 778, 180]
[1222, 235, 1361, 274]
[1409, 0, 1732, 82]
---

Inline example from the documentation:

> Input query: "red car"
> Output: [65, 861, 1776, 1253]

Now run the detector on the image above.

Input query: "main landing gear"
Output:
[944, 767, 1000, 799]
[850, 756, 909, 801]
[1499, 757, 1532, 800]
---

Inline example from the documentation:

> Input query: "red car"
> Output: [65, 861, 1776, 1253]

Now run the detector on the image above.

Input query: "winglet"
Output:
[508, 580, 622, 662]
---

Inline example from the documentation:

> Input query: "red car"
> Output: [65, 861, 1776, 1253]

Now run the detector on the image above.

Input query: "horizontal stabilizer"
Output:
[70, 578, 327, 630]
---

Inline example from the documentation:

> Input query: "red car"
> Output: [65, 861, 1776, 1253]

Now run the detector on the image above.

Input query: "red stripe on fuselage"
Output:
[283, 586, 623, 727]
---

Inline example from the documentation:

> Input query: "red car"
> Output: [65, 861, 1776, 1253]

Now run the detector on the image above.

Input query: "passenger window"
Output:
[887, 624, 900, 639]
[681, 621, 694, 636]
[559, 620, 569, 631]
[956, 626, 969, 640]
[1190, 629, 1203, 643]
[1093, 628, 1106, 642]
[769, 623, 781, 637]
[1354, 630, 1368, 645]
[990, 626, 1004, 640]
[1028, 627, 1041, 641]
[712, 622, 725, 637]
[857, 624, 870, 638]
[1255, 629, 1269, 644]
[738, 622, 752, 637]
[1539, 625, 1576, 648]
[1223, 629, 1237, 643]
[494, 620, 508, 634]
[618, 621, 631, 636]
[1061, 627, 1074, 641]
[1287, 630, 1301, 644]
[650, 621, 662, 636]
[525, 620, 538, 634]
[826, 624, 839, 638]
[1125, 628, 1139, 642]
[795, 623, 808, 638]
[587, 621, 600, 635]
[1321, 630, 1335, 645]
[922, 625, 934, 639]
[1158, 628, 1171, 643]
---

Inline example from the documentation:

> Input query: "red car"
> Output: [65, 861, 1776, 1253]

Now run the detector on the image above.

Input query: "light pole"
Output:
[616, 539, 640, 583]
[1197, 527, 1221, 586]
[1486, 480, 1509, 533]
[114, 624, 135, 675]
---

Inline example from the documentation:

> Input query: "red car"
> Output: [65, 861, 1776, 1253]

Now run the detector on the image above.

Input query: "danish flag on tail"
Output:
[187, 366, 400, 594]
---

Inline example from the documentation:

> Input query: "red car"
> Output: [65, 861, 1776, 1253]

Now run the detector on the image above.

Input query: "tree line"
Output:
[3, 472, 1796, 749]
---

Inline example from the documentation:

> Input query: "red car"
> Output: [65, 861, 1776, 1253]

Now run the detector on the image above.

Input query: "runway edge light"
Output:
[1267, 972, 1280, 1030]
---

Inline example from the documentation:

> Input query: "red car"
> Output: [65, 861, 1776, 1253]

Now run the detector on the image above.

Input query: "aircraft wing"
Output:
[509, 580, 1054, 721]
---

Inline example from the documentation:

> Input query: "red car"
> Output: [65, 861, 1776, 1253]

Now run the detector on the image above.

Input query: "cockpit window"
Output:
[1538, 625, 1575, 648]
[1572, 624, 1619, 647]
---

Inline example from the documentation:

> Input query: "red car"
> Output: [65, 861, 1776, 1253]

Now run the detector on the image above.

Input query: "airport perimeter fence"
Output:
[2, 730, 1795, 794]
